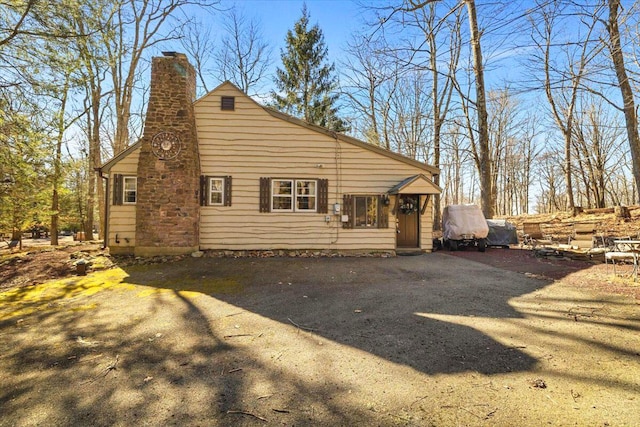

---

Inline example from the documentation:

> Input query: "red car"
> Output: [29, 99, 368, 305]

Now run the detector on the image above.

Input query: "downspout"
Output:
[96, 167, 109, 250]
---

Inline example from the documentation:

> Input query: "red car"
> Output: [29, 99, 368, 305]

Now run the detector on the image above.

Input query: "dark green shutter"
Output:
[342, 194, 353, 229]
[318, 179, 328, 213]
[259, 177, 271, 212]
[113, 174, 123, 205]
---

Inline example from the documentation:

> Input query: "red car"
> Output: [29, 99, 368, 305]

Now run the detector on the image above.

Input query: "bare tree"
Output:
[105, 0, 220, 155]
[214, 7, 273, 95]
[411, 1, 461, 226]
[464, 0, 492, 218]
[341, 35, 398, 147]
[572, 97, 622, 208]
[487, 87, 532, 216]
[606, 0, 640, 202]
[536, 147, 566, 213]
[179, 19, 216, 97]
[528, 0, 605, 215]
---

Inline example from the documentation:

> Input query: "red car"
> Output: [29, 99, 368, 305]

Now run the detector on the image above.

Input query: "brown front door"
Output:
[396, 195, 420, 248]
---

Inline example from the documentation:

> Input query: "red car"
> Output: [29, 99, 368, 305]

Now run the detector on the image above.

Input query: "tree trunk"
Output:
[50, 77, 69, 247]
[607, 0, 640, 201]
[466, 0, 493, 218]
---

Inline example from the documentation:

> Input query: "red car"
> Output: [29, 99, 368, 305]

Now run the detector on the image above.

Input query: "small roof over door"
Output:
[388, 174, 442, 195]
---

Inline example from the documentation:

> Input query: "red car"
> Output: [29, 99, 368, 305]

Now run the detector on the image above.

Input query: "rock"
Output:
[191, 251, 204, 258]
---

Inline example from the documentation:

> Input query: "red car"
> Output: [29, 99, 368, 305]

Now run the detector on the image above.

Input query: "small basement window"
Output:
[221, 96, 235, 111]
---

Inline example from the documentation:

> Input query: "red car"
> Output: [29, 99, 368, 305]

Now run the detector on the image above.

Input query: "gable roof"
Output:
[102, 81, 441, 177]
[197, 81, 440, 176]
[388, 174, 442, 195]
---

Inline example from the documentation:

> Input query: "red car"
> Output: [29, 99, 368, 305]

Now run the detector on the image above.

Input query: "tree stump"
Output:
[614, 205, 630, 219]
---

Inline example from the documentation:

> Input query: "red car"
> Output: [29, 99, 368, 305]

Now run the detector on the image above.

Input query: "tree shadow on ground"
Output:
[121, 254, 544, 376]
[0, 270, 392, 426]
[2, 252, 638, 426]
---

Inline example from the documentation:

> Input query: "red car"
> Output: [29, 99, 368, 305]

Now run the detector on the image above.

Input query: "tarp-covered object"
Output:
[486, 219, 519, 247]
[442, 204, 489, 241]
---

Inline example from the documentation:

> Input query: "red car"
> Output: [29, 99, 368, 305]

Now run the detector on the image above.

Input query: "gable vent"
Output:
[221, 96, 235, 111]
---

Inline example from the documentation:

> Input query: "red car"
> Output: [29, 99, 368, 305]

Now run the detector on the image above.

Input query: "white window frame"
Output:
[271, 179, 318, 212]
[208, 177, 225, 206]
[271, 179, 294, 211]
[295, 179, 317, 212]
[123, 176, 137, 204]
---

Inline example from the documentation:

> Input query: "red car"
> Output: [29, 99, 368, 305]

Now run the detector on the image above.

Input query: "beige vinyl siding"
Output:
[196, 83, 434, 251]
[420, 196, 434, 251]
[108, 147, 139, 249]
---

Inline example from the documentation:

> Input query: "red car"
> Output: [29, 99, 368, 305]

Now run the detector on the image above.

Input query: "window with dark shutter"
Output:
[200, 175, 233, 206]
[343, 194, 388, 229]
[221, 96, 235, 111]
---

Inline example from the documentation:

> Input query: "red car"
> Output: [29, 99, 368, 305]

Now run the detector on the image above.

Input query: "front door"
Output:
[396, 194, 420, 248]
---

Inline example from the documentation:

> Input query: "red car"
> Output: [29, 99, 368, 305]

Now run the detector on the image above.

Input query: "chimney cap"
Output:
[162, 51, 177, 57]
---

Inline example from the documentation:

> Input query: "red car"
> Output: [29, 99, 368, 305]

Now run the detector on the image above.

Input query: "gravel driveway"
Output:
[1, 251, 638, 426]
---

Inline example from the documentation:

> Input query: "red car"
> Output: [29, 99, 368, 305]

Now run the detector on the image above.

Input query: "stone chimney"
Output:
[135, 52, 200, 256]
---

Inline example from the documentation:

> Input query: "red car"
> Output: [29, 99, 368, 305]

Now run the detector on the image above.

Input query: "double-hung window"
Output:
[112, 174, 136, 205]
[272, 179, 294, 211]
[123, 177, 137, 204]
[200, 175, 232, 206]
[260, 178, 327, 213]
[295, 180, 317, 211]
[208, 177, 224, 205]
[270, 179, 318, 212]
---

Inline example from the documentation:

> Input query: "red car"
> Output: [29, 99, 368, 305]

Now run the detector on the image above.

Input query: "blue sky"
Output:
[214, 0, 363, 65]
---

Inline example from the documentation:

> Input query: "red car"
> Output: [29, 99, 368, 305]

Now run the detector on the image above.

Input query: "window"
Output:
[296, 180, 317, 211]
[260, 178, 328, 213]
[271, 179, 317, 212]
[354, 196, 378, 227]
[209, 177, 224, 205]
[112, 176, 137, 205]
[123, 177, 137, 203]
[342, 194, 389, 229]
[272, 179, 293, 211]
[200, 175, 232, 206]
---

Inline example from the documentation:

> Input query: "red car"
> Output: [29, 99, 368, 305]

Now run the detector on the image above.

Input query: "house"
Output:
[98, 52, 441, 257]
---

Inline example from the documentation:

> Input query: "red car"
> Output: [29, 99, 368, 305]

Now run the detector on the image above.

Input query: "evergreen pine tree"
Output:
[272, 4, 348, 132]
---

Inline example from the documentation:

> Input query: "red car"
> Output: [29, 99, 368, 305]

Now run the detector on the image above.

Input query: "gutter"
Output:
[95, 167, 109, 250]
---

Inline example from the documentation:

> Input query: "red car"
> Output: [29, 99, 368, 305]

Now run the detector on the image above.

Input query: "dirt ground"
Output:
[1, 243, 639, 426]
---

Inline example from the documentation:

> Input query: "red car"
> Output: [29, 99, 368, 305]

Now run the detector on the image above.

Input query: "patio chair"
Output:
[522, 222, 553, 248]
[569, 222, 599, 249]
